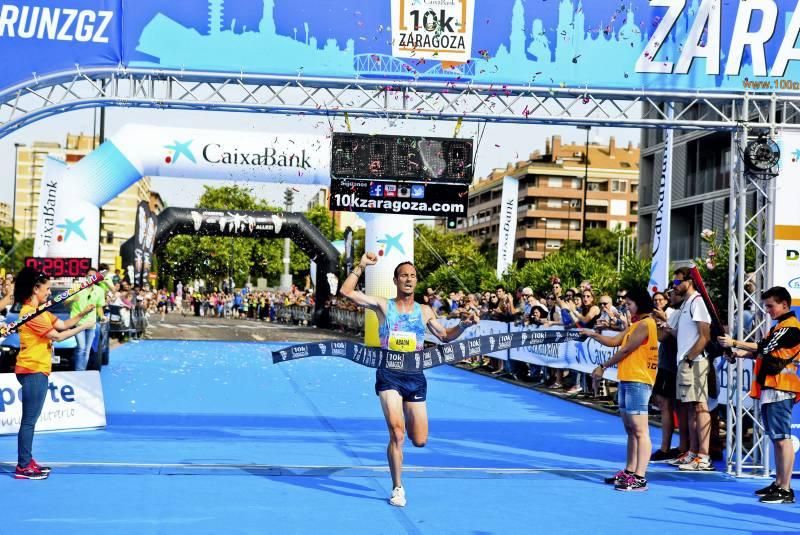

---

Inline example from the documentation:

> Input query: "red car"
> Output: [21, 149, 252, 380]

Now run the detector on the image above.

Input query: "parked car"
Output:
[0, 289, 110, 372]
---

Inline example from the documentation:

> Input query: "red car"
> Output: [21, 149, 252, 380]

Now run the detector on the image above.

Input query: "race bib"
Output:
[389, 331, 417, 352]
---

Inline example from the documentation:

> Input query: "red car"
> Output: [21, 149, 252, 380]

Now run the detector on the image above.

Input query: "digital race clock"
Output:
[24, 257, 92, 278]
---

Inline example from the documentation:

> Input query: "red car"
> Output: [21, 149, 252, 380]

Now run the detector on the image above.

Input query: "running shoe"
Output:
[678, 456, 714, 471]
[650, 449, 674, 462]
[667, 451, 695, 466]
[604, 469, 632, 485]
[31, 459, 51, 474]
[14, 462, 48, 480]
[616, 474, 648, 492]
[389, 486, 406, 507]
[759, 487, 795, 504]
[755, 481, 779, 496]
[566, 385, 582, 395]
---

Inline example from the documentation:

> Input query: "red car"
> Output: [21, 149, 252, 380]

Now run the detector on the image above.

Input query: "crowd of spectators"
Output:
[421, 278, 636, 395]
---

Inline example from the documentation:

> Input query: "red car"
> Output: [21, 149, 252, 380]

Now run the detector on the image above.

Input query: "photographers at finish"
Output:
[719, 286, 800, 504]
[340, 252, 479, 508]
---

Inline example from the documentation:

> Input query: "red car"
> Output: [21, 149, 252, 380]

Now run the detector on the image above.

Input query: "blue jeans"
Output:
[618, 381, 653, 415]
[762, 398, 795, 441]
[74, 325, 96, 371]
[16, 373, 49, 467]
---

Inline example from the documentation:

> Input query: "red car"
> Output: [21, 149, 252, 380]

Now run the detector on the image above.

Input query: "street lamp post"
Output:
[577, 126, 591, 243]
[10, 143, 22, 270]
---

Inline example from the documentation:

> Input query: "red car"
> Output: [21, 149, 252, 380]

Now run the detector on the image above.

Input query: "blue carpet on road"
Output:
[1, 340, 798, 534]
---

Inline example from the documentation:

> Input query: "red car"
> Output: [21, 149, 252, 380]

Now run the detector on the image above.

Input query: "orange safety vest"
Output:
[749, 312, 800, 402]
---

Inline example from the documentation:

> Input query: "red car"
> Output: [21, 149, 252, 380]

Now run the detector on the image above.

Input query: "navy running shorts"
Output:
[375, 369, 427, 402]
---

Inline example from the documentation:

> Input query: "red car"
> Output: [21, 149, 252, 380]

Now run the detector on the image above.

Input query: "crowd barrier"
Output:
[330, 307, 365, 333]
[427, 319, 752, 406]
[275, 304, 314, 325]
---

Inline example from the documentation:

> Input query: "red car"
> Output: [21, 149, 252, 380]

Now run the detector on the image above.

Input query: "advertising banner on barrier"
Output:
[426, 321, 756, 405]
[0, 371, 106, 435]
[7, 1, 800, 96]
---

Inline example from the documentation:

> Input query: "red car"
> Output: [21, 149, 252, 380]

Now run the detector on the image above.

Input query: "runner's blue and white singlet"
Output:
[379, 300, 426, 353]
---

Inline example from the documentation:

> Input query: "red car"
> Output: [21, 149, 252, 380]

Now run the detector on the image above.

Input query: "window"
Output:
[546, 240, 561, 249]
[547, 198, 562, 209]
[546, 219, 561, 229]
[548, 177, 562, 188]
[611, 179, 627, 192]
[106, 231, 114, 244]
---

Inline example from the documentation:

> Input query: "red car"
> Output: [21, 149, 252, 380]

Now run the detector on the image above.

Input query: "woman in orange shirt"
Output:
[583, 288, 658, 492]
[12, 268, 95, 480]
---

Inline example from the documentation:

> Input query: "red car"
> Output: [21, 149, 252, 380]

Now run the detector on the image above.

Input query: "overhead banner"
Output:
[496, 176, 518, 279]
[648, 104, 675, 295]
[7, 2, 800, 94]
[0, 0, 123, 91]
[32, 157, 67, 257]
[0, 371, 106, 435]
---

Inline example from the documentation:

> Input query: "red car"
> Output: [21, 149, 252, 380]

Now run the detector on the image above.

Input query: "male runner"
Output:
[340, 252, 479, 507]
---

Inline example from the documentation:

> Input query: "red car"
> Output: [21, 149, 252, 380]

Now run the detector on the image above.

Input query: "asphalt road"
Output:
[144, 310, 361, 344]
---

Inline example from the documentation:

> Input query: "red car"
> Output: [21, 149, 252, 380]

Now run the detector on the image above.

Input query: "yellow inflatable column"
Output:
[362, 214, 415, 347]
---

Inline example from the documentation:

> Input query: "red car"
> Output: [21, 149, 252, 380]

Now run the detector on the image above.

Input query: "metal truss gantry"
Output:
[4, 67, 800, 135]
[0, 66, 789, 477]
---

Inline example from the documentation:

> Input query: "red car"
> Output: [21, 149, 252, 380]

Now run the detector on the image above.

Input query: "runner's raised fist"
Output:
[361, 252, 378, 267]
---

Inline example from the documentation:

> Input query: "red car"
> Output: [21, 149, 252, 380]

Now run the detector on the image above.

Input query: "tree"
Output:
[0, 226, 33, 272]
[160, 185, 285, 289]
[695, 228, 756, 320]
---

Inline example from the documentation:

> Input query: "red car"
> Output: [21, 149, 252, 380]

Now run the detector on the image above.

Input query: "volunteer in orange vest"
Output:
[583, 288, 659, 492]
[12, 267, 95, 480]
[719, 286, 800, 504]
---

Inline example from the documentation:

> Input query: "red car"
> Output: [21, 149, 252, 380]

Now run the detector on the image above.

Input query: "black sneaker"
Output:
[759, 487, 795, 504]
[650, 449, 673, 462]
[616, 474, 648, 492]
[604, 469, 632, 485]
[755, 481, 779, 497]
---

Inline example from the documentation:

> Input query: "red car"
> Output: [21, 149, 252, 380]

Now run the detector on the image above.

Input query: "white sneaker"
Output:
[667, 451, 696, 466]
[678, 455, 713, 471]
[389, 486, 406, 507]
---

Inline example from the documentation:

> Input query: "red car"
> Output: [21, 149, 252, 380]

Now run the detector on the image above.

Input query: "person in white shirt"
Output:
[659, 267, 713, 471]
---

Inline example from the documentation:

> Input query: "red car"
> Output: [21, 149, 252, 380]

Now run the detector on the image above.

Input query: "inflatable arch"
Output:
[37, 124, 414, 333]
[119, 207, 340, 327]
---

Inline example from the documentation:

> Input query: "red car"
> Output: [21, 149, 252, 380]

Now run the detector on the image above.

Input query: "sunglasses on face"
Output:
[672, 279, 684, 286]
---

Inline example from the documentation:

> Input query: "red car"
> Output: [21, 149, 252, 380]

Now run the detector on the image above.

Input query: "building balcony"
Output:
[522, 186, 583, 199]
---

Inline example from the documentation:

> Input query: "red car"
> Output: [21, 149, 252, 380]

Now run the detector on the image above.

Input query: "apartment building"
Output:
[460, 135, 640, 262]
